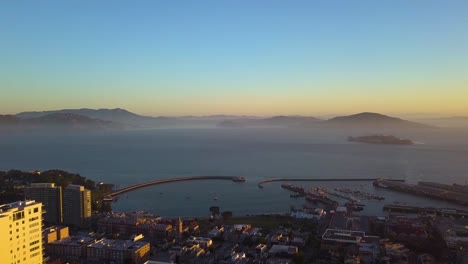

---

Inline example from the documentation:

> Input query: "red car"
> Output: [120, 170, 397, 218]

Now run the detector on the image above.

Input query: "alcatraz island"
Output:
[348, 134, 414, 145]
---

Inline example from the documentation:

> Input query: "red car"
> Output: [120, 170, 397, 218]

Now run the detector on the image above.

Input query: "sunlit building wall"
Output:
[0, 200, 43, 264]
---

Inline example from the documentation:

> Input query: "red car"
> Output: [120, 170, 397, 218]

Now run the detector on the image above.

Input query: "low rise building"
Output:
[97, 213, 139, 236]
[358, 236, 380, 264]
[386, 216, 427, 243]
[233, 224, 251, 231]
[256, 244, 268, 254]
[47, 235, 95, 260]
[291, 237, 305, 247]
[432, 217, 468, 249]
[43, 226, 69, 244]
[268, 245, 298, 258]
[271, 232, 290, 245]
[321, 228, 379, 253]
[208, 226, 224, 238]
[86, 237, 150, 264]
[381, 241, 411, 263]
[97, 213, 197, 242]
[232, 252, 246, 261]
[186, 236, 213, 248]
[291, 208, 326, 220]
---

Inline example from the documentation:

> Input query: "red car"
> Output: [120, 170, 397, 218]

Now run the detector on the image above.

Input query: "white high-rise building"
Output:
[0, 200, 43, 264]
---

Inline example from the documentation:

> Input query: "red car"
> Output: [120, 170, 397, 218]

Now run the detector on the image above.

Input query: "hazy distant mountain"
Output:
[10, 109, 435, 130]
[326, 112, 428, 128]
[0, 115, 21, 124]
[217, 112, 429, 129]
[0, 113, 122, 131]
[16, 108, 261, 128]
[16, 108, 165, 126]
[181, 115, 258, 120]
[28, 113, 120, 127]
[217, 116, 322, 128]
[416, 116, 468, 128]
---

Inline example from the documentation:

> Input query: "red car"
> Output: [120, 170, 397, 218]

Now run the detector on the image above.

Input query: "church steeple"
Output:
[177, 217, 183, 238]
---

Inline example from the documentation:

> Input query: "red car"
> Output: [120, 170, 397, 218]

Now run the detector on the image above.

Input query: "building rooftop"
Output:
[187, 236, 212, 242]
[29, 183, 57, 188]
[322, 229, 366, 244]
[66, 184, 85, 191]
[50, 236, 95, 247]
[0, 200, 40, 213]
[269, 244, 298, 255]
[88, 238, 149, 251]
[43, 226, 64, 235]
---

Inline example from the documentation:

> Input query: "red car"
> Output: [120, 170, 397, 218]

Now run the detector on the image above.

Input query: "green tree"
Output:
[292, 252, 305, 264]
[221, 211, 233, 219]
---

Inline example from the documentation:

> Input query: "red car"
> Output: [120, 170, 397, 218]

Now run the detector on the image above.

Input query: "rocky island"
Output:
[348, 135, 414, 145]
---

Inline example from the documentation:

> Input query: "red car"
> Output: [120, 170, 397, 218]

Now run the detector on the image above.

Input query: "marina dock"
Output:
[258, 178, 404, 188]
[375, 179, 468, 206]
[383, 204, 468, 218]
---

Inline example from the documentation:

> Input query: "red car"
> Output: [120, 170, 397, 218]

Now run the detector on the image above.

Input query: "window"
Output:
[13, 212, 25, 221]
[30, 245, 39, 252]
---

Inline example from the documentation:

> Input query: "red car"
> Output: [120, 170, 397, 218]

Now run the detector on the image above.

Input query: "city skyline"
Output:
[1, 1, 468, 116]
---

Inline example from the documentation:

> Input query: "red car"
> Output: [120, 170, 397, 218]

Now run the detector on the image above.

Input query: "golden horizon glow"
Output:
[1, 1, 468, 118]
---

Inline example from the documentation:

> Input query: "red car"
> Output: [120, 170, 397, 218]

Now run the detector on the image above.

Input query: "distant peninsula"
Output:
[348, 135, 414, 145]
[217, 112, 429, 129]
[325, 112, 428, 129]
[1, 109, 436, 131]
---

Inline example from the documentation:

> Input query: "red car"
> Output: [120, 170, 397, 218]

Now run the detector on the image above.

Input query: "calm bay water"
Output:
[1, 127, 468, 217]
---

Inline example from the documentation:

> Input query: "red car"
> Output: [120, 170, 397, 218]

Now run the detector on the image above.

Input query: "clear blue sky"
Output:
[1, 1, 467, 116]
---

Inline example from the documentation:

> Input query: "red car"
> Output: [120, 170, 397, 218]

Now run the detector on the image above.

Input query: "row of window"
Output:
[30, 251, 41, 258]
[30, 233, 41, 240]
[9, 244, 26, 254]
[30, 245, 40, 252]
[29, 240, 40, 246]
[8, 255, 26, 264]
[29, 228, 40, 234]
